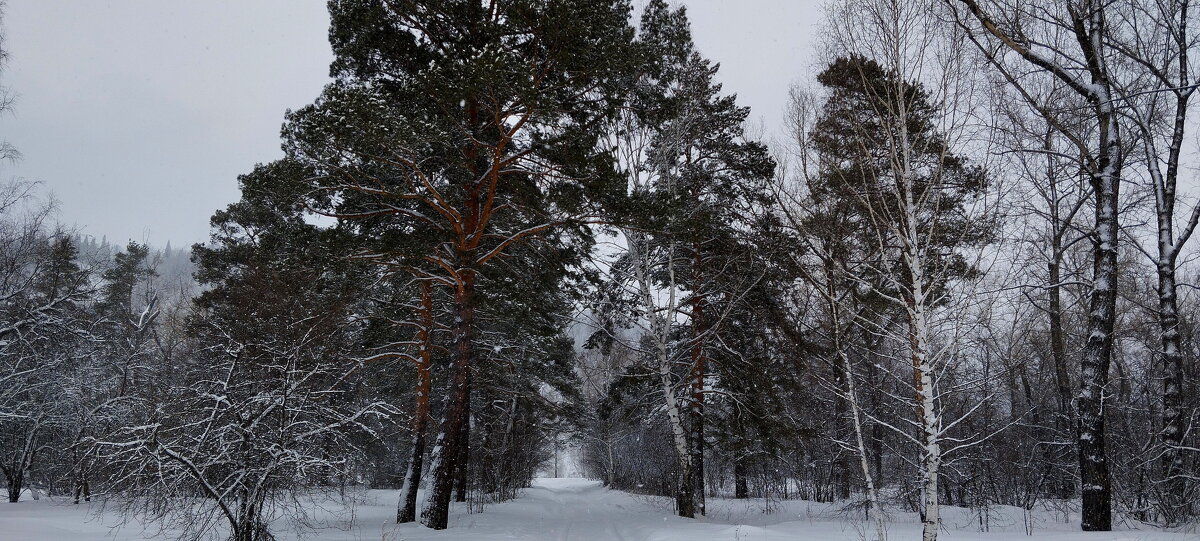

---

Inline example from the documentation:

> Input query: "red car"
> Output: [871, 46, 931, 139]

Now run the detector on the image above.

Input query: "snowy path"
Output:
[0, 479, 1196, 540]
[391, 478, 830, 541]
[390, 478, 1197, 541]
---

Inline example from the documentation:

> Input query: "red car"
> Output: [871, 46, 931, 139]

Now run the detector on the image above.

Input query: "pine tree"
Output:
[97, 242, 159, 398]
[283, 0, 639, 528]
[590, 0, 775, 518]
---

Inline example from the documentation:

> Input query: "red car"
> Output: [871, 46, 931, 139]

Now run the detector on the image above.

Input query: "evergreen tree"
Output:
[283, 0, 639, 528]
[93, 162, 396, 541]
[96, 242, 159, 398]
[587, 0, 775, 518]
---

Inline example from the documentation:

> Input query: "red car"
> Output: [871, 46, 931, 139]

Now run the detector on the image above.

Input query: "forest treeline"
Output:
[1, 1, 1198, 541]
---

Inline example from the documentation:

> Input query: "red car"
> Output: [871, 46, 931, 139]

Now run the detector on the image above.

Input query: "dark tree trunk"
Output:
[397, 391, 430, 523]
[733, 414, 749, 499]
[454, 371, 471, 504]
[419, 275, 475, 530]
[5, 470, 22, 503]
[1077, 114, 1120, 532]
[687, 244, 706, 516]
[734, 458, 748, 499]
[689, 419, 704, 515]
[675, 463, 695, 518]
[398, 283, 435, 523]
[834, 380, 852, 501]
[1048, 259, 1072, 419]
[1047, 257, 1077, 500]
[1157, 262, 1187, 523]
[73, 478, 90, 505]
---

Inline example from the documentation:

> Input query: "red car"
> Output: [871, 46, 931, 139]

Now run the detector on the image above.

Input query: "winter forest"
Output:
[1, 0, 1200, 540]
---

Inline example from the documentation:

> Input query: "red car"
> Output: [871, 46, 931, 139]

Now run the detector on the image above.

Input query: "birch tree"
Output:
[819, 2, 992, 538]
[771, 86, 888, 541]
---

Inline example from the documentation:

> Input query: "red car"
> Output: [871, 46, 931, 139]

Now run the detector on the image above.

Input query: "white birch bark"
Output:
[630, 229, 694, 511]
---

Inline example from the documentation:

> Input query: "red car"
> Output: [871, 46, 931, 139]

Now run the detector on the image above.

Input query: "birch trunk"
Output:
[903, 261, 940, 541]
[826, 272, 886, 541]
[631, 230, 695, 518]
[895, 75, 940, 541]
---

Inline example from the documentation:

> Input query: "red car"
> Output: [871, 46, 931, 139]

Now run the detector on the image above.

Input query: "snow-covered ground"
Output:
[0, 479, 1194, 540]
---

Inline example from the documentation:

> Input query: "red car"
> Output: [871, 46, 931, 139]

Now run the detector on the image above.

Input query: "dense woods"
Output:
[2, 1, 1199, 540]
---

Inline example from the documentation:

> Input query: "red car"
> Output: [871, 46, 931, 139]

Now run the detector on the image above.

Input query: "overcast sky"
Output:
[2, 1, 820, 246]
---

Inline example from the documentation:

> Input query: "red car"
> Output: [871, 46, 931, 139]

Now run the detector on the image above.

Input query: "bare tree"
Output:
[1107, 0, 1200, 523]
[0, 188, 92, 502]
[94, 299, 395, 541]
[952, 0, 1128, 530]
[773, 86, 888, 541]
[0, 1, 19, 164]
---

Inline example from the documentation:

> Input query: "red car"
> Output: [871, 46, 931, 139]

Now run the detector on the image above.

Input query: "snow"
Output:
[0, 479, 1194, 541]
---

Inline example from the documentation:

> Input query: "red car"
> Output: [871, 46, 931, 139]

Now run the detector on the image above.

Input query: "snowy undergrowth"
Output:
[0, 479, 1194, 541]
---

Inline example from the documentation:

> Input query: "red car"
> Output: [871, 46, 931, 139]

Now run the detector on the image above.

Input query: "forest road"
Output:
[525, 478, 638, 541]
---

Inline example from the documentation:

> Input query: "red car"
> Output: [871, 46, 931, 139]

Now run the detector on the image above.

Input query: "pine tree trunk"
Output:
[454, 376, 471, 504]
[398, 283, 435, 523]
[419, 275, 475, 530]
[398, 446, 428, 510]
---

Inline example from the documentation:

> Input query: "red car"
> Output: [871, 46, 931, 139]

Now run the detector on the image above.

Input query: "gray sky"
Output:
[2, 0, 819, 246]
